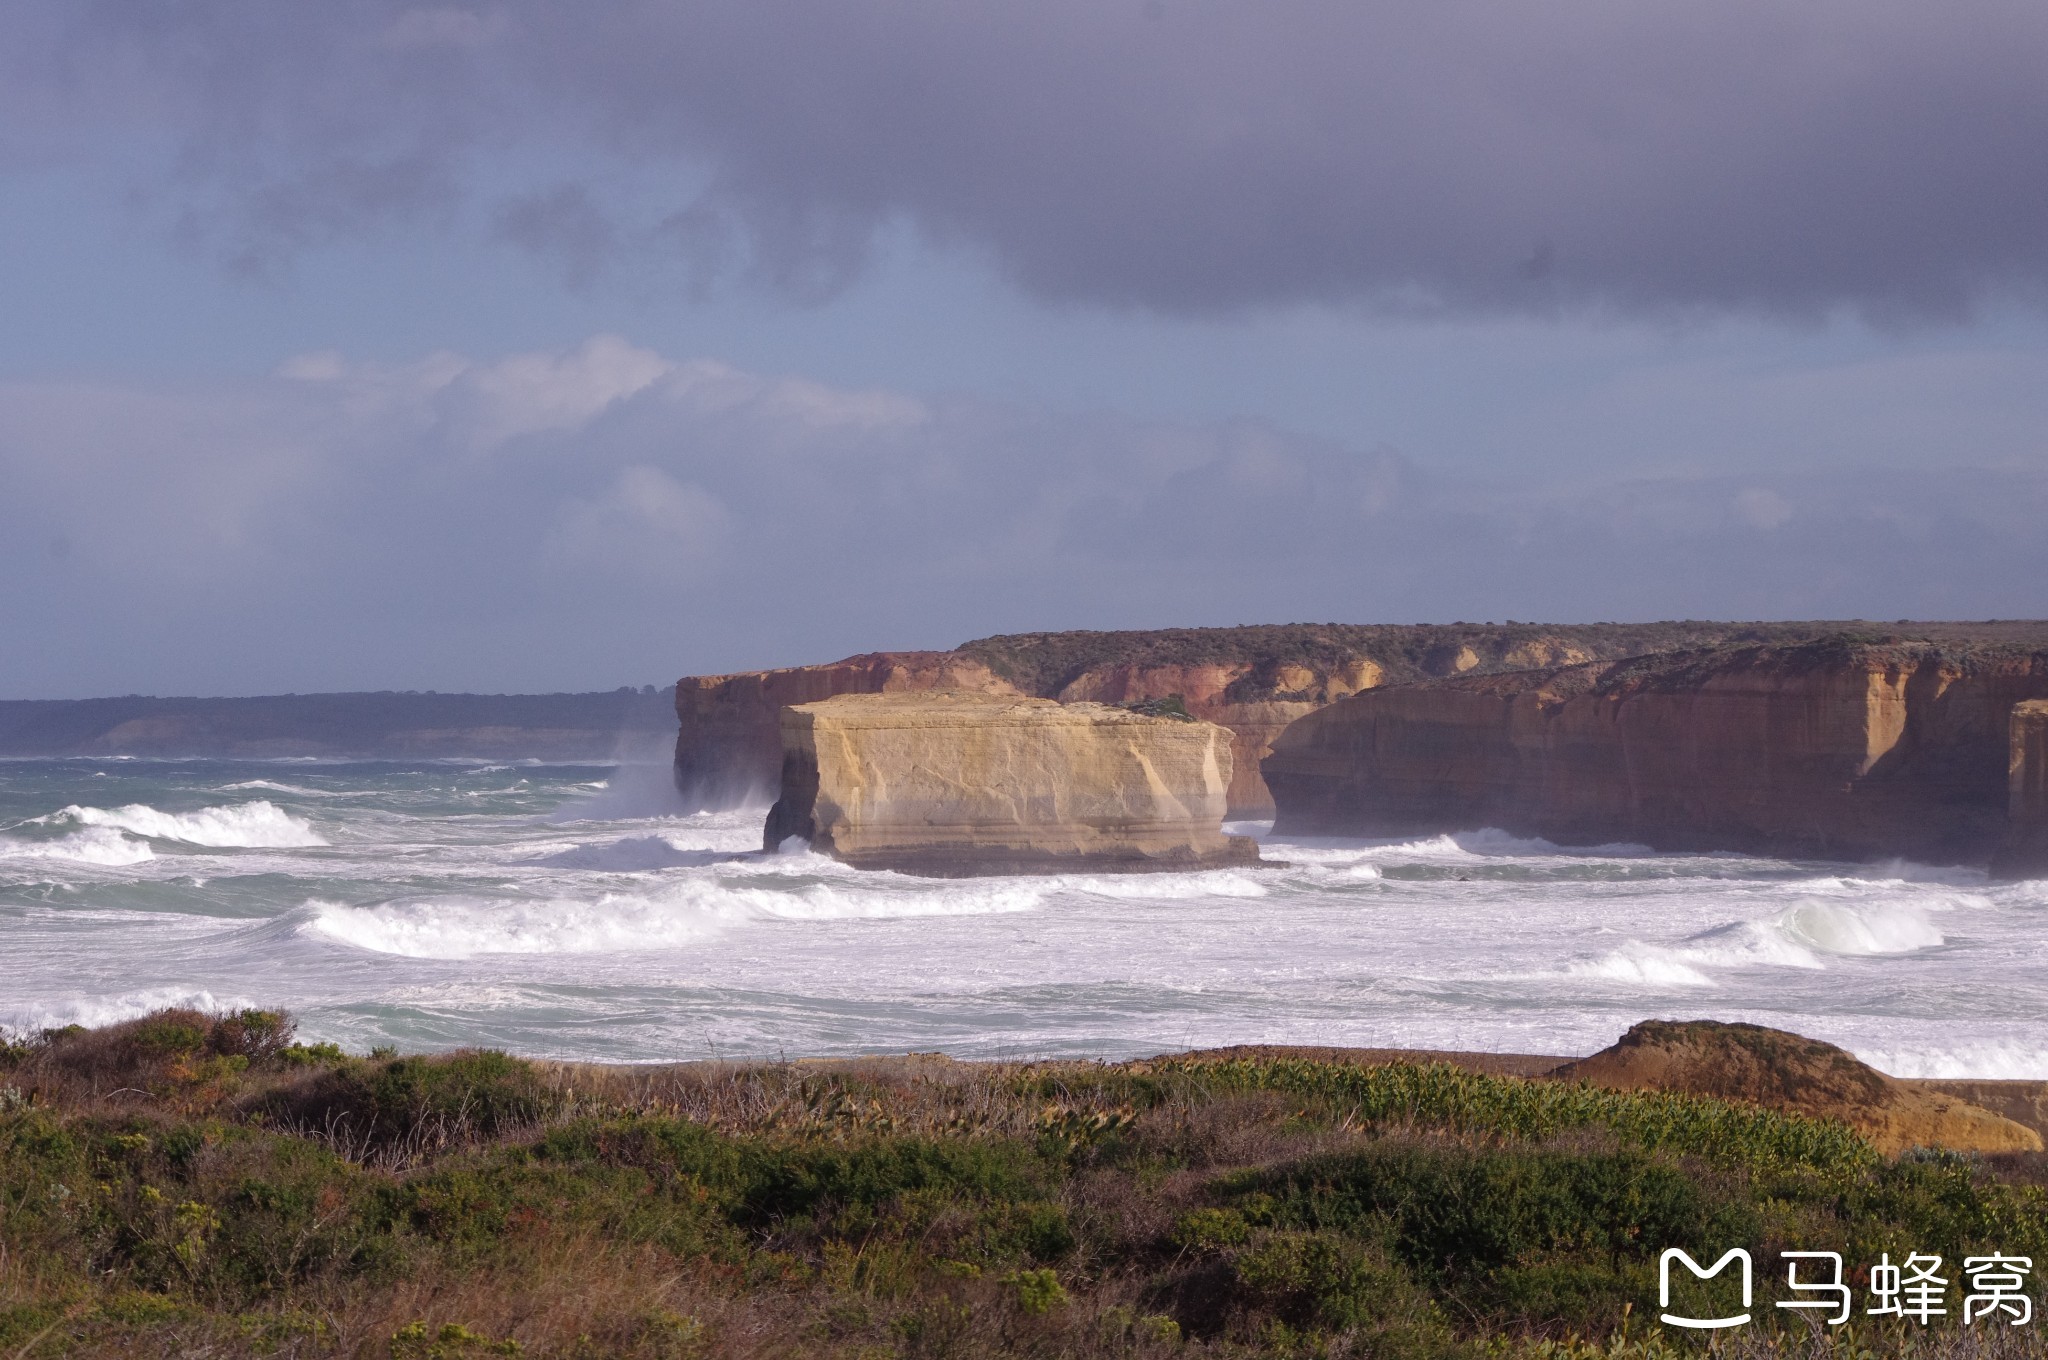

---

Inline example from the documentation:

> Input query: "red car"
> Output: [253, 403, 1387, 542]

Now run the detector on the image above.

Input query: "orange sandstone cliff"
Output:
[1265, 640, 2048, 867]
[675, 623, 1841, 817]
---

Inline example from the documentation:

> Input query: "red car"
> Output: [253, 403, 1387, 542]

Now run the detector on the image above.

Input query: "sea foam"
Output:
[1569, 896, 1948, 989]
[0, 827, 156, 866]
[47, 800, 327, 848]
[306, 872, 1046, 958]
[1, 986, 255, 1035]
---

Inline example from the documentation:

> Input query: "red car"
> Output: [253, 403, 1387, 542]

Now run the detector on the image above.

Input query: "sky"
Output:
[3, 0, 2046, 697]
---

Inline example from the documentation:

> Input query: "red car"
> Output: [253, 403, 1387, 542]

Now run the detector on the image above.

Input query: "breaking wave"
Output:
[1570, 896, 1950, 989]
[2, 986, 256, 1035]
[216, 780, 336, 797]
[306, 874, 1046, 958]
[1857, 1042, 2048, 1081]
[44, 800, 327, 848]
[532, 835, 741, 871]
[0, 827, 156, 866]
[1352, 829, 1657, 860]
[1775, 898, 1946, 955]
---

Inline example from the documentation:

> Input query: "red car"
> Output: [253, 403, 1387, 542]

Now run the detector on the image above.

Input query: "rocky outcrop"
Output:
[677, 622, 1875, 818]
[761, 692, 1260, 875]
[1266, 641, 2048, 865]
[1553, 1020, 2041, 1155]
[1991, 700, 2048, 879]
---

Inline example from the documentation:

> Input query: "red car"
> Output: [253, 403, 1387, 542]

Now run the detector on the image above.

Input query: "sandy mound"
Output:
[1553, 1020, 2041, 1156]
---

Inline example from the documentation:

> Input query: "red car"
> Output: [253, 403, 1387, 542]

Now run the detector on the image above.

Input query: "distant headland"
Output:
[0, 687, 679, 761]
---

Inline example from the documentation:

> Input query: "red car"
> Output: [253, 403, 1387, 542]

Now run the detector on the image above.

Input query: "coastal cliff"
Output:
[677, 621, 1860, 817]
[761, 692, 1259, 875]
[1992, 700, 2048, 877]
[1265, 640, 2048, 866]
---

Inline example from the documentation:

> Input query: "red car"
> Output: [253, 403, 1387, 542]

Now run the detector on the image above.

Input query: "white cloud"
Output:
[445, 334, 673, 448]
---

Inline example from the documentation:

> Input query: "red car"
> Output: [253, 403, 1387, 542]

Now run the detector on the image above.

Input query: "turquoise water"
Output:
[5, 758, 2045, 1075]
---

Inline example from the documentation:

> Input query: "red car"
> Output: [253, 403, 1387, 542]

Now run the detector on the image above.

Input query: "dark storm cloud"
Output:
[14, 0, 2048, 317]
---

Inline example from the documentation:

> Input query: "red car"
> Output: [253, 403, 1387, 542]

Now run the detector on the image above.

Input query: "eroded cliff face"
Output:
[761, 692, 1259, 875]
[675, 622, 1815, 818]
[1992, 700, 2048, 878]
[1049, 658, 1383, 817]
[1265, 642, 2048, 865]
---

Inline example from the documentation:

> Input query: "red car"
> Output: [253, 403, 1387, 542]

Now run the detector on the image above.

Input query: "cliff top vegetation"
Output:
[951, 621, 2009, 696]
[4, 1009, 2045, 1359]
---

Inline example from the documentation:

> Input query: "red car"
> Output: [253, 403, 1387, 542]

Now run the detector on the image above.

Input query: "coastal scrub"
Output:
[1, 1010, 2044, 1358]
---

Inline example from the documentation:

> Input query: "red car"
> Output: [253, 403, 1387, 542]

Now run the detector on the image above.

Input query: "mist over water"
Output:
[4, 759, 2044, 1078]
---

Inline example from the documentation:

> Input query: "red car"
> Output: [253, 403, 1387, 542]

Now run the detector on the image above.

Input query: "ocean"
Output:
[4, 757, 2044, 1077]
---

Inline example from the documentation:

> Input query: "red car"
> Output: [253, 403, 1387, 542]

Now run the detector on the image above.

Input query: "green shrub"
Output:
[1001, 1267, 1069, 1315]
[253, 1050, 554, 1157]
[1174, 1207, 1252, 1252]
[1154, 1057, 1877, 1175]
[391, 1320, 523, 1357]
[9, 1014, 2048, 1358]
[1215, 1141, 1755, 1332]
[1234, 1230, 1400, 1330]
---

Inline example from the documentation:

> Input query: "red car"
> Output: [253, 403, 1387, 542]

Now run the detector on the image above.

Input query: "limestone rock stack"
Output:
[762, 692, 1260, 876]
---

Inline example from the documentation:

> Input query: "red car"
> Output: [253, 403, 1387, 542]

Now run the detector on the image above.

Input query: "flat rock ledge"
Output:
[763, 691, 1262, 876]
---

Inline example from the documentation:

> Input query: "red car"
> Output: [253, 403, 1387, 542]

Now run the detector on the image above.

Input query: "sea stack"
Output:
[762, 691, 1261, 876]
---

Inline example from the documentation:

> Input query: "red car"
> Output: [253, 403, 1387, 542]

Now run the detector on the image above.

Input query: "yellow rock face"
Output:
[1324, 659, 1385, 699]
[763, 692, 1261, 876]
